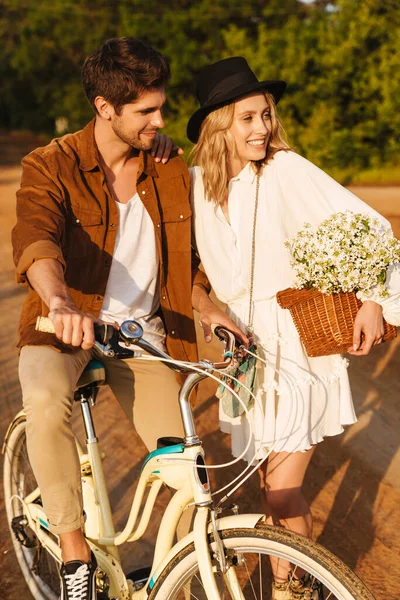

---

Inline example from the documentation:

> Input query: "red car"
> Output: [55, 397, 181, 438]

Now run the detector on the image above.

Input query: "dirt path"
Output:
[0, 165, 399, 599]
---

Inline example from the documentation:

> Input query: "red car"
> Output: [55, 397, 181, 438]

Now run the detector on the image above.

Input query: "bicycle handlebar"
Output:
[35, 317, 236, 373]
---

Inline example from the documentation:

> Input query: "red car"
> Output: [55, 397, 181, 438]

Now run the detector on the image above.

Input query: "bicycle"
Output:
[3, 317, 375, 600]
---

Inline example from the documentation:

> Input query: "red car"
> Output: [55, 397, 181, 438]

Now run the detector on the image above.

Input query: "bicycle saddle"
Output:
[75, 359, 106, 390]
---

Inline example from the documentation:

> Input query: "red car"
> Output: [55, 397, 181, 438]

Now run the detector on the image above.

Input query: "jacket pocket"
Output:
[161, 201, 192, 252]
[65, 206, 104, 257]
[161, 201, 192, 222]
[69, 206, 103, 227]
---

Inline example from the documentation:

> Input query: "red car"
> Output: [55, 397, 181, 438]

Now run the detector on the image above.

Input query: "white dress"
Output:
[190, 151, 400, 462]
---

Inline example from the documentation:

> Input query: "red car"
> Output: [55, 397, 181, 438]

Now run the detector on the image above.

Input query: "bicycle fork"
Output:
[181, 372, 245, 600]
[190, 450, 244, 600]
[193, 506, 246, 600]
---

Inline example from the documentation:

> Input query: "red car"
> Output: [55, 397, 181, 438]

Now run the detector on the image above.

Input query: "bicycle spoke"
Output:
[242, 555, 258, 600]
[193, 573, 205, 591]
[258, 553, 262, 600]
[180, 572, 206, 600]
[289, 564, 299, 582]
[181, 583, 202, 600]
[182, 589, 201, 600]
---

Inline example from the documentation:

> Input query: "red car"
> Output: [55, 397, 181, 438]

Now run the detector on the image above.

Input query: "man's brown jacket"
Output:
[12, 120, 209, 362]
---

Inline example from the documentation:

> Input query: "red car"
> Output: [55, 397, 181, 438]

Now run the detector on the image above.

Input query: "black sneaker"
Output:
[60, 552, 98, 599]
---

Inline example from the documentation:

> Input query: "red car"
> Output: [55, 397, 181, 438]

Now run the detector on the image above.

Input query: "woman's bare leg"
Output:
[259, 446, 316, 583]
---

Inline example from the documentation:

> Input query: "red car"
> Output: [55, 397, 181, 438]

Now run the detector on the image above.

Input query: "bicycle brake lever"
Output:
[94, 328, 135, 359]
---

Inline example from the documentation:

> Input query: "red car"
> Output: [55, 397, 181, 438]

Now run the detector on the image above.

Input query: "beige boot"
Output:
[290, 573, 323, 599]
[271, 579, 293, 600]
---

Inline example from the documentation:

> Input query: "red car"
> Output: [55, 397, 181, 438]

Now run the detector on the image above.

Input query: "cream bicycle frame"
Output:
[6, 365, 264, 600]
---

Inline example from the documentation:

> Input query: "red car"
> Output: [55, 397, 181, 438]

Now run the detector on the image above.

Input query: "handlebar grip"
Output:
[36, 316, 55, 333]
[212, 325, 232, 344]
[35, 316, 114, 345]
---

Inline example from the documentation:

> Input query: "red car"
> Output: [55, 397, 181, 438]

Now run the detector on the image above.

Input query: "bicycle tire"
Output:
[3, 417, 60, 600]
[148, 524, 375, 600]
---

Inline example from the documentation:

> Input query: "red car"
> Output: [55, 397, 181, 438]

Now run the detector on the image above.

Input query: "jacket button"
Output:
[110, 223, 115, 227]
[179, 215, 183, 219]
[157, 223, 161, 228]
[76, 219, 80, 224]
[162, 295, 166, 300]
[171, 330, 175, 335]
[141, 190, 146, 195]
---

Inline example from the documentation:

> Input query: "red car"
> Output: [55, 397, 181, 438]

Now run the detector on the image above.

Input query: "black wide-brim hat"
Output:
[187, 57, 286, 143]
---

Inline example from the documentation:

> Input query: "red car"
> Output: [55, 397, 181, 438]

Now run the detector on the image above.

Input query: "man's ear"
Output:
[94, 96, 113, 120]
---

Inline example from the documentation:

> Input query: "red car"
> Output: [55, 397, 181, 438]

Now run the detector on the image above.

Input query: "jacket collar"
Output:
[78, 118, 158, 178]
[138, 148, 158, 179]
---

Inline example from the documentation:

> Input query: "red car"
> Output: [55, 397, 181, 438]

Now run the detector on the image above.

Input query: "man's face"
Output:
[110, 88, 166, 151]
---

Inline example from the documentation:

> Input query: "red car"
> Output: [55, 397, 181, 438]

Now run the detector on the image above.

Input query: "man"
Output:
[12, 37, 241, 600]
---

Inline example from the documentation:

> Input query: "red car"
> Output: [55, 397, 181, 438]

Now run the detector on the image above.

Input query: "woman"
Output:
[186, 57, 400, 599]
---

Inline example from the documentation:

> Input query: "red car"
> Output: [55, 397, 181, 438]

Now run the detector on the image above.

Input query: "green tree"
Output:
[1, 0, 399, 181]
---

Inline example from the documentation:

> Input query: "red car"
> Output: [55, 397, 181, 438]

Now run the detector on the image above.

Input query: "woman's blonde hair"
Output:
[190, 92, 290, 203]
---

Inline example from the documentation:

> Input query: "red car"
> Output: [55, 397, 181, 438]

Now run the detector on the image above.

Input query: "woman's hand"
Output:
[199, 302, 249, 347]
[199, 303, 249, 347]
[150, 133, 183, 163]
[192, 284, 248, 346]
[348, 301, 384, 356]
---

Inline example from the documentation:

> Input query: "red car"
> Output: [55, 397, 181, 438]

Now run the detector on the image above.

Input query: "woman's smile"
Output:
[229, 92, 271, 175]
[247, 138, 266, 147]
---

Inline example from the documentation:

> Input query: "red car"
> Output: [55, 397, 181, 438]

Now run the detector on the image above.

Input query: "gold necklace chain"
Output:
[247, 173, 260, 333]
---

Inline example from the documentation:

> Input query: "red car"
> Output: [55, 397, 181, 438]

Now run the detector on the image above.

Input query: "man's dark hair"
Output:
[82, 37, 170, 115]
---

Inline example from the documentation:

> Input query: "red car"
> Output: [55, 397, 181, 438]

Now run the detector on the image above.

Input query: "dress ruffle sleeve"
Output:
[272, 152, 400, 326]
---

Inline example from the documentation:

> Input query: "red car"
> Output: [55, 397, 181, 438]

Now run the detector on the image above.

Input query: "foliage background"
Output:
[1, 0, 399, 183]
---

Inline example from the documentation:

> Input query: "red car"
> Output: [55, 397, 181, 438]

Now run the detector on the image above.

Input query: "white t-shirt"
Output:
[99, 193, 166, 350]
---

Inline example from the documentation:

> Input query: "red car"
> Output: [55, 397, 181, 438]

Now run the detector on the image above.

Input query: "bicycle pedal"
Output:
[96, 589, 117, 600]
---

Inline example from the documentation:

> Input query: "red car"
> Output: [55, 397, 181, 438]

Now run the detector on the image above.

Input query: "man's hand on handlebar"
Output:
[36, 316, 236, 372]
[49, 298, 102, 350]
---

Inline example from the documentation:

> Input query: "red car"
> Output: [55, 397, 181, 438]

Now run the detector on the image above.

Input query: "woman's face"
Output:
[229, 92, 271, 174]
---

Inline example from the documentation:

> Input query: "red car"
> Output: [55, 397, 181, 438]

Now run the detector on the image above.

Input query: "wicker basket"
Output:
[276, 288, 397, 357]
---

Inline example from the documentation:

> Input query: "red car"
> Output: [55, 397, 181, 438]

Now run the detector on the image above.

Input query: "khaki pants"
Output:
[19, 345, 183, 535]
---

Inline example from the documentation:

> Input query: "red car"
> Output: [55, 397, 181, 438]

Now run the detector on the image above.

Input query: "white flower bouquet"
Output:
[277, 212, 399, 356]
[285, 211, 400, 297]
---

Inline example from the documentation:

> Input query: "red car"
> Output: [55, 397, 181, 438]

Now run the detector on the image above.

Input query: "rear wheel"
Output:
[149, 525, 375, 600]
[3, 417, 60, 599]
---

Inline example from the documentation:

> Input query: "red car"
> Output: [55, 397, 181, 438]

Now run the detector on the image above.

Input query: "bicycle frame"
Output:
[5, 364, 264, 600]
[4, 318, 378, 600]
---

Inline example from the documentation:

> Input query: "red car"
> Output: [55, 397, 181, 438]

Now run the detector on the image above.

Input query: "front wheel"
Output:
[148, 525, 375, 600]
[3, 417, 60, 599]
